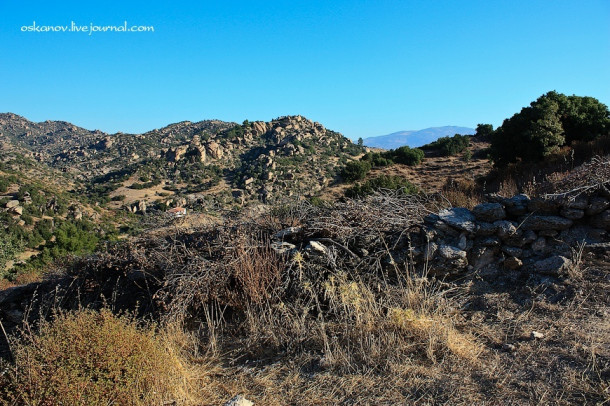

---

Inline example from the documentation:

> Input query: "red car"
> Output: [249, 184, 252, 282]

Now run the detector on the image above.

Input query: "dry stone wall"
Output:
[417, 191, 610, 277]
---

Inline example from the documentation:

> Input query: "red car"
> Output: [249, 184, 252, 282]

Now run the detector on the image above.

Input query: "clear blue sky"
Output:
[1, 1, 609, 139]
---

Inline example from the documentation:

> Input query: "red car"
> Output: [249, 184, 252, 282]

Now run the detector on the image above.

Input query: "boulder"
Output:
[5, 200, 19, 209]
[9, 205, 23, 215]
[471, 247, 496, 269]
[521, 215, 573, 231]
[504, 256, 523, 270]
[502, 246, 522, 258]
[494, 220, 518, 239]
[205, 141, 224, 159]
[437, 208, 477, 233]
[503, 229, 535, 247]
[585, 197, 609, 216]
[224, 395, 254, 406]
[274, 227, 302, 240]
[531, 237, 547, 253]
[479, 236, 501, 247]
[531, 255, 571, 275]
[559, 207, 585, 220]
[166, 145, 188, 162]
[503, 194, 530, 216]
[271, 241, 296, 255]
[472, 203, 506, 222]
[429, 244, 468, 274]
[476, 222, 498, 236]
[562, 196, 588, 210]
[528, 197, 561, 215]
[439, 245, 467, 261]
[252, 121, 268, 137]
[590, 210, 610, 230]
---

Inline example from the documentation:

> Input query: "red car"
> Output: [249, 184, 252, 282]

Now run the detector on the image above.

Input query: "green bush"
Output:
[490, 91, 610, 166]
[341, 160, 372, 182]
[345, 175, 418, 198]
[391, 146, 425, 165]
[342, 146, 423, 184]
[422, 134, 471, 157]
[0, 235, 23, 271]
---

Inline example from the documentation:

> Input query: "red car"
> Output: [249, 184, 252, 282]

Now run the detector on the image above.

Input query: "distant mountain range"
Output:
[363, 126, 476, 149]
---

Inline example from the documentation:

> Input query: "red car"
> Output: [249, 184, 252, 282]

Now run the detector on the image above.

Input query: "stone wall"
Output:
[417, 191, 610, 276]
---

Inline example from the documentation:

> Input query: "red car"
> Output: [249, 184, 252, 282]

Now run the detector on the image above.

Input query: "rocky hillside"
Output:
[0, 113, 235, 177]
[0, 113, 364, 209]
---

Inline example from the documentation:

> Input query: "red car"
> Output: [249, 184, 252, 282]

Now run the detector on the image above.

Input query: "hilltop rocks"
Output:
[10, 206, 23, 216]
[205, 141, 224, 159]
[166, 145, 188, 162]
[5, 200, 19, 209]
[251, 121, 268, 137]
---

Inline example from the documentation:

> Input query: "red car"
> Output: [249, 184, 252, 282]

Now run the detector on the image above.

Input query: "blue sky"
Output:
[1, 1, 608, 140]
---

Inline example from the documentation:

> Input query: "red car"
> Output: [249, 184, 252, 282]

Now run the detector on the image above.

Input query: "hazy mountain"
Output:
[363, 126, 476, 149]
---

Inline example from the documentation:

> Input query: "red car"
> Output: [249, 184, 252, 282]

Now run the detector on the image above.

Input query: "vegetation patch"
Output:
[0, 309, 192, 406]
[345, 175, 418, 198]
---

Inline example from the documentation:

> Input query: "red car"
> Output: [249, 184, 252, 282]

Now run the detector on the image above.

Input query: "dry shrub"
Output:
[239, 268, 481, 373]
[231, 239, 284, 305]
[541, 154, 610, 198]
[0, 309, 195, 406]
[497, 174, 518, 197]
[441, 177, 483, 209]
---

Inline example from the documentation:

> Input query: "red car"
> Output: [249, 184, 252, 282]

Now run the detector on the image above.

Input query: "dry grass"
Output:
[441, 177, 484, 209]
[0, 309, 199, 406]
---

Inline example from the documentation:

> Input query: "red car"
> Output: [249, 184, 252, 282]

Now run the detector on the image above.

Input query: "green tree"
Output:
[341, 160, 371, 182]
[490, 91, 609, 166]
[391, 146, 425, 165]
[357, 137, 364, 147]
[475, 124, 494, 138]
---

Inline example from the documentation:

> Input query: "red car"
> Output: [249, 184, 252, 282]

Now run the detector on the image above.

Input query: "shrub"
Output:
[1, 310, 188, 406]
[341, 160, 372, 182]
[345, 175, 418, 198]
[422, 134, 471, 157]
[361, 152, 394, 167]
[389, 146, 425, 165]
[490, 91, 610, 166]
[475, 123, 494, 138]
[0, 177, 11, 193]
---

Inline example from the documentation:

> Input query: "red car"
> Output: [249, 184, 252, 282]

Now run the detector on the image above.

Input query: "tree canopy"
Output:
[490, 91, 610, 166]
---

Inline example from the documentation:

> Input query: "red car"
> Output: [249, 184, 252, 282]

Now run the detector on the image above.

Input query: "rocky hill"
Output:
[0, 113, 364, 210]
